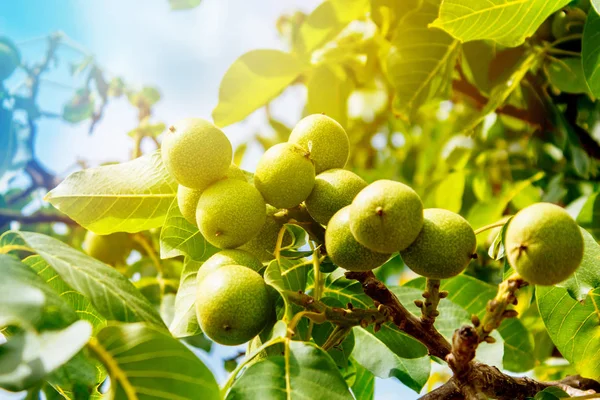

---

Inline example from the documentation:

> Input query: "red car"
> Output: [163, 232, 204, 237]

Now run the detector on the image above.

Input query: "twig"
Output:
[416, 278, 446, 325]
[475, 274, 526, 343]
[284, 290, 391, 329]
[0, 209, 77, 226]
[345, 271, 452, 359]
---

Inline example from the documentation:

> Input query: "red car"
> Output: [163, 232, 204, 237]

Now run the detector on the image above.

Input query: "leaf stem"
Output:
[548, 33, 582, 47]
[132, 233, 165, 296]
[274, 225, 288, 263]
[474, 220, 509, 235]
[220, 337, 284, 397]
[546, 48, 581, 57]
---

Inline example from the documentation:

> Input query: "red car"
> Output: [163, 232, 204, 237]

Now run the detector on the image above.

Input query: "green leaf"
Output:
[350, 359, 375, 400]
[45, 151, 177, 234]
[583, 8, 600, 97]
[159, 199, 219, 261]
[323, 269, 372, 308]
[24, 255, 106, 332]
[63, 89, 95, 123]
[227, 339, 354, 400]
[547, 57, 589, 94]
[0, 321, 92, 392]
[557, 228, 600, 301]
[169, 0, 202, 10]
[128, 87, 161, 108]
[1, 231, 166, 329]
[169, 258, 203, 338]
[0, 254, 76, 330]
[386, 1, 460, 119]
[467, 171, 545, 229]
[538, 285, 600, 380]
[212, 50, 307, 127]
[433, 171, 465, 213]
[533, 386, 570, 399]
[306, 64, 353, 127]
[91, 323, 219, 400]
[267, 257, 309, 293]
[430, 0, 570, 47]
[578, 192, 600, 239]
[352, 327, 430, 393]
[294, 0, 369, 55]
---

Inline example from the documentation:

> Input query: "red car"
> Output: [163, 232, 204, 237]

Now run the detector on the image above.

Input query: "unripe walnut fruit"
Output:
[349, 180, 423, 253]
[254, 142, 315, 209]
[196, 265, 271, 346]
[400, 208, 476, 279]
[289, 114, 349, 174]
[505, 203, 583, 285]
[177, 164, 246, 225]
[196, 179, 266, 249]
[325, 206, 391, 272]
[305, 168, 367, 225]
[162, 118, 232, 189]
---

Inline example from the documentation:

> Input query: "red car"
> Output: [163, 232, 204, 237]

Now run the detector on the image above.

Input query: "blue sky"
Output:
[0, 1, 422, 398]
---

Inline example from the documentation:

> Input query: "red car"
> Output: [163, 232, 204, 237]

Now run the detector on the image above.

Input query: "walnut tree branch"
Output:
[345, 271, 452, 359]
[344, 271, 599, 399]
[284, 290, 391, 329]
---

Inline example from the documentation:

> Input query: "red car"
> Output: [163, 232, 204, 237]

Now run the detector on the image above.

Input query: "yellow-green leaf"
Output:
[538, 286, 600, 380]
[45, 151, 177, 234]
[386, 1, 460, 119]
[212, 50, 307, 127]
[294, 0, 369, 55]
[583, 8, 600, 97]
[306, 64, 353, 127]
[430, 0, 570, 47]
[90, 323, 220, 400]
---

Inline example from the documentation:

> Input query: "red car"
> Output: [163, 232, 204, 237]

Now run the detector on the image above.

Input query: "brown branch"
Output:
[345, 271, 452, 359]
[345, 271, 600, 399]
[451, 78, 546, 129]
[422, 363, 597, 400]
[0, 209, 77, 226]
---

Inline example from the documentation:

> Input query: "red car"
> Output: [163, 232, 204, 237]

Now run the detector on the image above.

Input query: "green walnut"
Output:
[325, 206, 391, 272]
[177, 164, 246, 225]
[196, 265, 271, 345]
[239, 205, 293, 262]
[305, 168, 367, 225]
[0, 37, 20, 81]
[162, 118, 232, 189]
[254, 142, 315, 209]
[83, 231, 132, 266]
[551, 8, 586, 39]
[505, 203, 584, 286]
[196, 249, 263, 284]
[349, 180, 423, 253]
[196, 179, 266, 249]
[400, 208, 476, 279]
[289, 114, 350, 174]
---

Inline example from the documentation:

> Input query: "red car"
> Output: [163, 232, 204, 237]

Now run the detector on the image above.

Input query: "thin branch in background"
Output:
[0, 209, 77, 226]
